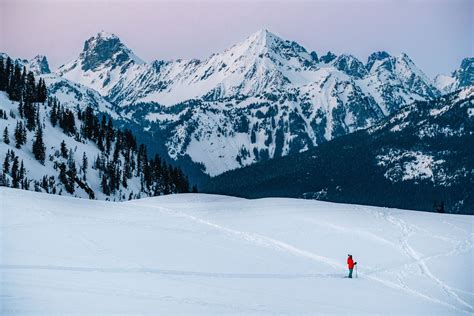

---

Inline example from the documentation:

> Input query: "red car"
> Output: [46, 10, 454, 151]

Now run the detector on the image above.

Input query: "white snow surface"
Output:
[435, 74, 457, 94]
[1, 188, 473, 315]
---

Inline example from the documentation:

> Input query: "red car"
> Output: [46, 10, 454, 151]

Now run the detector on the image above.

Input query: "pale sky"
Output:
[0, 0, 472, 78]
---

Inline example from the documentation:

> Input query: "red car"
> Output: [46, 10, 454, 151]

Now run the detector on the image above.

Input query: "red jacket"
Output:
[347, 257, 355, 269]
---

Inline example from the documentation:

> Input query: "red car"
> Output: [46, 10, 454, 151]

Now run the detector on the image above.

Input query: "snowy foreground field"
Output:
[1, 188, 473, 315]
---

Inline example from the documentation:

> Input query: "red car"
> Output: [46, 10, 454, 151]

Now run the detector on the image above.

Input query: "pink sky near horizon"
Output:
[0, 0, 472, 78]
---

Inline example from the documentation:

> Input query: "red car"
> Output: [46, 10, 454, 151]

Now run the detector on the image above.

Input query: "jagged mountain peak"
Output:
[366, 51, 391, 71]
[83, 31, 120, 50]
[28, 55, 51, 75]
[367, 51, 433, 85]
[242, 29, 291, 48]
[330, 54, 367, 78]
[97, 30, 118, 40]
[396, 52, 420, 67]
[79, 31, 144, 71]
[57, 31, 145, 95]
[395, 52, 433, 82]
[458, 57, 474, 87]
[319, 51, 337, 64]
[435, 57, 474, 93]
[248, 28, 274, 43]
[224, 29, 313, 67]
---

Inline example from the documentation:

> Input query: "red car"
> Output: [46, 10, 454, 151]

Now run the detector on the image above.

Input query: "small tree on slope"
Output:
[32, 124, 46, 165]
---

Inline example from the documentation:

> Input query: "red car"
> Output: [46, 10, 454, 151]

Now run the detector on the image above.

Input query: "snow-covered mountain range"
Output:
[55, 30, 472, 176]
[204, 86, 474, 214]
[4, 30, 473, 178]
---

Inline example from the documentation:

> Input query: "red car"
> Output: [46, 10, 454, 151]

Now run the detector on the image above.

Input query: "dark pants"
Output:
[348, 268, 353, 278]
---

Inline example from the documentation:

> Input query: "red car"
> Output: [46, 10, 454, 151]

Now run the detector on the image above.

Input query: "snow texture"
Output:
[1, 188, 473, 314]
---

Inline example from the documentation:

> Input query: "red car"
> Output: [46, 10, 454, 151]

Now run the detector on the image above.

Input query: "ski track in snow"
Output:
[384, 212, 473, 313]
[2, 190, 473, 314]
[136, 203, 343, 270]
[132, 202, 473, 314]
[356, 205, 473, 314]
[0, 264, 342, 280]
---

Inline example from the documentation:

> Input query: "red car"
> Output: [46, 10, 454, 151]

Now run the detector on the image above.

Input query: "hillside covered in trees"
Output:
[204, 87, 474, 214]
[0, 55, 194, 200]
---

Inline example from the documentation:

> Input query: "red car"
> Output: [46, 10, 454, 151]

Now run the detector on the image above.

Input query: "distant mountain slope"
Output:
[204, 87, 474, 214]
[57, 30, 442, 176]
[0, 54, 192, 200]
[435, 58, 473, 94]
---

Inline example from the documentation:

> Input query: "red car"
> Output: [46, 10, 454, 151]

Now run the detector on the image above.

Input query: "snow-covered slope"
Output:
[1, 188, 473, 314]
[42, 73, 119, 118]
[0, 91, 132, 200]
[204, 86, 474, 213]
[435, 57, 474, 94]
[56, 30, 442, 176]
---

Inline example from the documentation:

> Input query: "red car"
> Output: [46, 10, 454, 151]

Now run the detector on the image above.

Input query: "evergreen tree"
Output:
[8, 64, 22, 101]
[81, 106, 96, 140]
[25, 99, 38, 131]
[0, 56, 5, 91]
[18, 98, 24, 118]
[97, 134, 104, 151]
[101, 174, 110, 195]
[60, 109, 76, 135]
[60, 140, 68, 158]
[3, 57, 12, 93]
[25, 71, 37, 103]
[14, 121, 26, 148]
[3, 150, 10, 173]
[37, 78, 47, 103]
[11, 156, 19, 188]
[32, 124, 46, 164]
[112, 142, 120, 163]
[21, 66, 27, 95]
[68, 161, 77, 183]
[58, 162, 74, 194]
[82, 152, 88, 181]
[106, 117, 114, 152]
[58, 162, 68, 187]
[50, 98, 58, 127]
[19, 160, 25, 188]
[3, 126, 9, 144]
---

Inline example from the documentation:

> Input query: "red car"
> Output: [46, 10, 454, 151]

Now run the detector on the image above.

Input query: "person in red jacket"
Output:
[347, 254, 357, 278]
